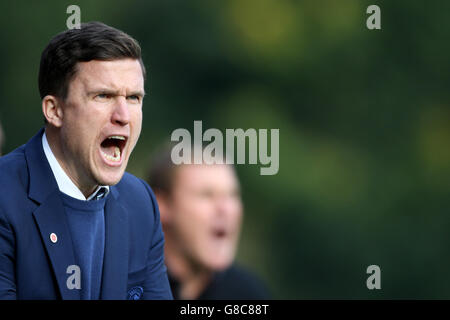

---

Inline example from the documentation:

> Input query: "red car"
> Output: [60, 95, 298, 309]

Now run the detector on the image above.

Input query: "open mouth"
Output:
[212, 228, 227, 240]
[100, 135, 127, 163]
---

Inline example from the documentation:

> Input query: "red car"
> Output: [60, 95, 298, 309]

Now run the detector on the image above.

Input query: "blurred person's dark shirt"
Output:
[169, 263, 271, 300]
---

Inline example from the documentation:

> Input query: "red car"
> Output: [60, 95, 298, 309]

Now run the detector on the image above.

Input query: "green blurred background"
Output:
[1, 0, 449, 299]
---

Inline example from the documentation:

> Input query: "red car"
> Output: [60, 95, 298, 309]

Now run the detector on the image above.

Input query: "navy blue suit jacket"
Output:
[0, 129, 173, 300]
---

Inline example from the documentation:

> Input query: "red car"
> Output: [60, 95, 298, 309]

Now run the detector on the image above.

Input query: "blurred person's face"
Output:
[47, 59, 144, 194]
[167, 164, 243, 271]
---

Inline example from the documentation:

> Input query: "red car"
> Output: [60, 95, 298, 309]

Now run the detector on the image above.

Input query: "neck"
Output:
[164, 237, 213, 300]
[45, 128, 97, 198]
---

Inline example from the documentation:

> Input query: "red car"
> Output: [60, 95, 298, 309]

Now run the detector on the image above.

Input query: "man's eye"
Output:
[127, 95, 141, 102]
[198, 190, 214, 199]
[95, 93, 110, 100]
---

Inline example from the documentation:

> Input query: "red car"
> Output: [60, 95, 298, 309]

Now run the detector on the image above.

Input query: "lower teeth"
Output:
[102, 146, 121, 162]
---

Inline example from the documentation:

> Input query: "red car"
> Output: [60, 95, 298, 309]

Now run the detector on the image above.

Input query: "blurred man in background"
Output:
[147, 147, 270, 299]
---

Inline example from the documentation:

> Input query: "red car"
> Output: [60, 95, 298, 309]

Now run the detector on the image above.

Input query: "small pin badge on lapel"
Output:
[50, 233, 58, 243]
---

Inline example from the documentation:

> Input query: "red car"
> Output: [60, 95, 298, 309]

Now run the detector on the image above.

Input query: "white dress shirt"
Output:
[42, 132, 109, 201]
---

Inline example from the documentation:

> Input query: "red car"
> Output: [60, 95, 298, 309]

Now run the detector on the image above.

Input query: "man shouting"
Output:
[0, 22, 172, 300]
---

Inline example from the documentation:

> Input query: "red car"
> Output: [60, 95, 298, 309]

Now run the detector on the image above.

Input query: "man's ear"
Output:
[42, 95, 63, 127]
[154, 191, 172, 226]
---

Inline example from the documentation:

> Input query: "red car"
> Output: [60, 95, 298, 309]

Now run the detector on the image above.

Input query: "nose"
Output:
[111, 96, 130, 126]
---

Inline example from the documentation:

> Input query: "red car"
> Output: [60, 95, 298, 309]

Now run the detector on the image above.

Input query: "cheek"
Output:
[64, 104, 102, 137]
[174, 200, 210, 234]
[132, 108, 143, 128]
[129, 110, 143, 147]
[228, 199, 243, 219]
[229, 206, 243, 233]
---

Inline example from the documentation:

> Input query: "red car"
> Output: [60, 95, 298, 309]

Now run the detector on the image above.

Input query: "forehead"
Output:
[175, 164, 239, 190]
[73, 59, 144, 90]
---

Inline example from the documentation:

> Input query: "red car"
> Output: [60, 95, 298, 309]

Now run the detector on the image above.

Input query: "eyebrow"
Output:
[88, 88, 146, 98]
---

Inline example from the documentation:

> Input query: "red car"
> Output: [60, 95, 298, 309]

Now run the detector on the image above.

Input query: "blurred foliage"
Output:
[0, 0, 449, 299]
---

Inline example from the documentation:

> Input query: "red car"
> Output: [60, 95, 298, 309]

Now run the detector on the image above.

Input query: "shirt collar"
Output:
[42, 132, 109, 201]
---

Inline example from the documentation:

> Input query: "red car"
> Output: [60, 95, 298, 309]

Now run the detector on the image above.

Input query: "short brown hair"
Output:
[38, 21, 145, 101]
[147, 144, 179, 195]
[147, 143, 235, 195]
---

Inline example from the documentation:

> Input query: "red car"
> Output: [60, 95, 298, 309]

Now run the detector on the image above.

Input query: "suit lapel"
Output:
[25, 128, 80, 300]
[32, 191, 80, 300]
[100, 189, 129, 300]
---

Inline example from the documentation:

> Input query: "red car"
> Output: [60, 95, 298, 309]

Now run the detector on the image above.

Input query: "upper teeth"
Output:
[108, 136, 125, 140]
